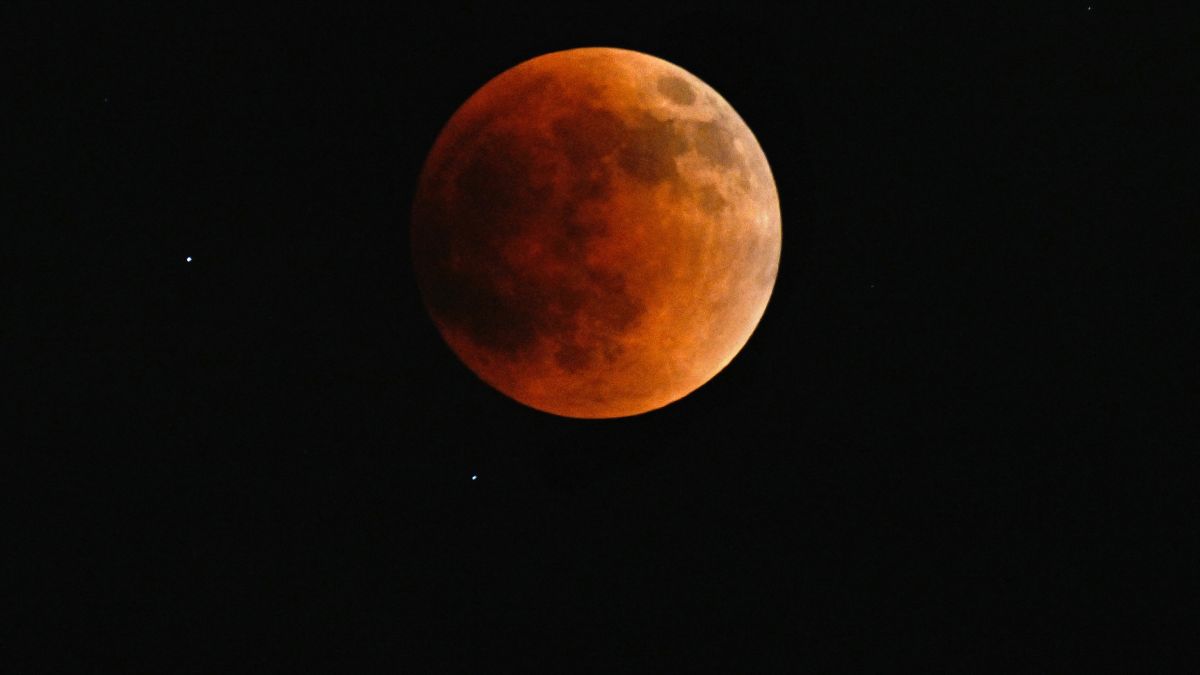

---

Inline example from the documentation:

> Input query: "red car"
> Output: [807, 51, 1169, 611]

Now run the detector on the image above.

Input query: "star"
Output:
[185, 256, 192, 262]
[471, 474, 477, 481]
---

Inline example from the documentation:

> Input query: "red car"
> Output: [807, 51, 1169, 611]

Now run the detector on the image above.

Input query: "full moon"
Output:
[411, 47, 781, 418]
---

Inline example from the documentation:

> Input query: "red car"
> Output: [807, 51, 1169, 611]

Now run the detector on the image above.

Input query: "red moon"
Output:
[412, 48, 781, 418]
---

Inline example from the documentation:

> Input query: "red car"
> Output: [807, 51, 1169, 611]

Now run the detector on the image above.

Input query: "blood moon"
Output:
[411, 48, 781, 418]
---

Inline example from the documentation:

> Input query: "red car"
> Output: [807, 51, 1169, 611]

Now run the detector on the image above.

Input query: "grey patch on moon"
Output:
[555, 215, 608, 259]
[616, 114, 689, 184]
[555, 342, 592, 372]
[452, 131, 549, 237]
[657, 75, 696, 105]
[690, 120, 738, 169]
[552, 106, 627, 164]
[697, 185, 728, 214]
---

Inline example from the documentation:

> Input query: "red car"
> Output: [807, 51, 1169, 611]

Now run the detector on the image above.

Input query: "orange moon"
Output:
[411, 47, 781, 418]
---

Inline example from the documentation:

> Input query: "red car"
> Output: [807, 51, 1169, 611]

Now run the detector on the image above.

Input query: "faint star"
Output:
[471, 474, 477, 481]
[185, 256, 192, 262]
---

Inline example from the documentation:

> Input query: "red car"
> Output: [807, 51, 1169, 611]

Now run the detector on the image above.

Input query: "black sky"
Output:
[11, 4, 1192, 671]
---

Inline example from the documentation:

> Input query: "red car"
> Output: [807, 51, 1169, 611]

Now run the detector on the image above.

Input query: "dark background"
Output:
[10, 3, 1192, 671]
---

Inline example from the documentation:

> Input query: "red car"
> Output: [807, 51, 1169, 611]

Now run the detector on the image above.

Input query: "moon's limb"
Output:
[412, 48, 781, 418]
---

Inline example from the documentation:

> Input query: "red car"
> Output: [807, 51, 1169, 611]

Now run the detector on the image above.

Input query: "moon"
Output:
[411, 47, 781, 418]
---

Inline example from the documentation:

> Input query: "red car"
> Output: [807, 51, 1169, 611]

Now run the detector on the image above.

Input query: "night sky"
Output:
[12, 4, 1192, 671]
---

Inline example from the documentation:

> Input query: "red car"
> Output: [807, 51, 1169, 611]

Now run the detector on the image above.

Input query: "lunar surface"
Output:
[411, 47, 781, 418]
